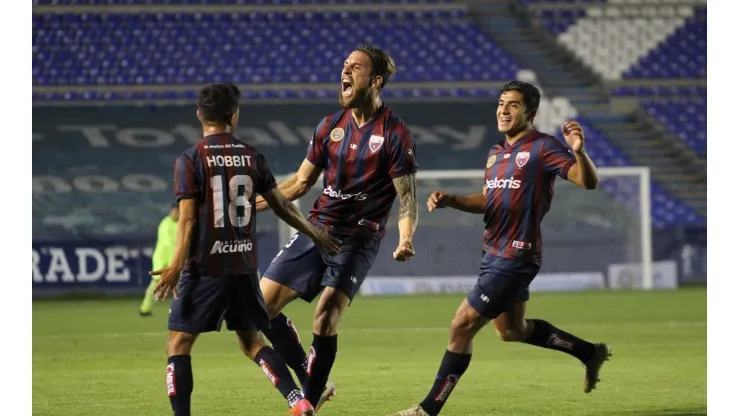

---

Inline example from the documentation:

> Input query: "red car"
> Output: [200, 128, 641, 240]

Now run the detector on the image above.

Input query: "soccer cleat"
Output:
[139, 311, 152, 317]
[389, 405, 430, 416]
[315, 379, 336, 412]
[288, 398, 315, 416]
[583, 342, 612, 393]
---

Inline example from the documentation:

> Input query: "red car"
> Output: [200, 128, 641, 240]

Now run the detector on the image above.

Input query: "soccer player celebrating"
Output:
[151, 83, 341, 416]
[391, 81, 611, 416]
[253, 44, 419, 410]
[139, 202, 178, 317]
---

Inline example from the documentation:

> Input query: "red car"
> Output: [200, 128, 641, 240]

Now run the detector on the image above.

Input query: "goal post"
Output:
[276, 166, 654, 291]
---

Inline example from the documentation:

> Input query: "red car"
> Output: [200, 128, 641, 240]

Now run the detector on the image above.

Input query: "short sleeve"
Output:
[541, 136, 576, 180]
[255, 153, 278, 195]
[173, 154, 199, 201]
[305, 117, 329, 168]
[387, 124, 418, 178]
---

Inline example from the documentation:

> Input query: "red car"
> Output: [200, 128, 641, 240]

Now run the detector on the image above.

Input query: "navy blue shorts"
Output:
[263, 232, 381, 303]
[168, 272, 270, 333]
[466, 254, 541, 319]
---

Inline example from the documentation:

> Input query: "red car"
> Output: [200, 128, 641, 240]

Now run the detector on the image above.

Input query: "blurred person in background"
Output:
[139, 202, 179, 317]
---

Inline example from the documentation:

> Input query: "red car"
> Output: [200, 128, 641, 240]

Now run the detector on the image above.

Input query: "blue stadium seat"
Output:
[530, 8, 586, 35]
[33, 11, 518, 86]
[623, 8, 706, 79]
[641, 99, 706, 157]
[552, 117, 703, 227]
[611, 85, 706, 97]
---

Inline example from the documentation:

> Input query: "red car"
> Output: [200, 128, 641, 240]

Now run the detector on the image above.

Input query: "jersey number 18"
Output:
[210, 175, 254, 229]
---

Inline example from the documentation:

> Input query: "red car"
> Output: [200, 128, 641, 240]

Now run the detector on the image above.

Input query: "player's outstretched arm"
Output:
[261, 188, 341, 254]
[167, 199, 197, 271]
[566, 152, 599, 190]
[428, 190, 486, 214]
[449, 193, 487, 213]
[392, 173, 419, 261]
[255, 159, 323, 212]
[151, 199, 197, 301]
[562, 121, 599, 189]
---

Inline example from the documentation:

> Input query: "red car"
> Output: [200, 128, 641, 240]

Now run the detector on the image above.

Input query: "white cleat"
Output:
[315, 379, 336, 412]
[389, 405, 429, 416]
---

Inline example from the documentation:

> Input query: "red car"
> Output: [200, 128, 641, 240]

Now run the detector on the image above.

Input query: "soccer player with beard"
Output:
[391, 81, 611, 416]
[252, 44, 419, 411]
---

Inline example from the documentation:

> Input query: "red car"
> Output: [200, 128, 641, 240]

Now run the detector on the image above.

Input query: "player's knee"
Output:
[312, 288, 350, 336]
[166, 331, 196, 356]
[449, 303, 482, 341]
[450, 312, 476, 339]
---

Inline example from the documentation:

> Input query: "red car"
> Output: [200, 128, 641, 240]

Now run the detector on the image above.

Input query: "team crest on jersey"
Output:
[486, 154, 496, 168]
[369, 134, 385, 153]
[330, 127, 345, 142]
[515, 151, 530, 168]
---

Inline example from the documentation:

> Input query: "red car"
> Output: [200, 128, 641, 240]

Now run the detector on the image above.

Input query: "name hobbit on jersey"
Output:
[322, 185, 368, 201]
[210, 239, 254, 254]
[205, 155, 253, 167]
[486, 177, 522, 190]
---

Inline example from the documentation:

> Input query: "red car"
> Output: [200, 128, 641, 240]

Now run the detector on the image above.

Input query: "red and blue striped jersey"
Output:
[305, 105, 418, 237]
[482, 130, 576, 264]
[174, 133, 277, 276]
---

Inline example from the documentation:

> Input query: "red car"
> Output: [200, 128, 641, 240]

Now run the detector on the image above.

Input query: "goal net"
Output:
[269, 167, 654, 294]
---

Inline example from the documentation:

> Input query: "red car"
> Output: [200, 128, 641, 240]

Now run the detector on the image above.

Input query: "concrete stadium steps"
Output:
[588, 120, 706, 213]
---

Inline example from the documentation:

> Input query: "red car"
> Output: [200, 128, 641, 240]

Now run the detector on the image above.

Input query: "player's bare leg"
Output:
[392, 299, 489, 416]
[260, 278, 337, 409]
[236, 329, 315, 416]
[166, 330, 200, 416]
[492, 301, 611, 393]
[302, 287, 350, 409]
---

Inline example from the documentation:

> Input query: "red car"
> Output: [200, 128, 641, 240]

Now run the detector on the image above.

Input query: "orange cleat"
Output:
[288, 398, 315, 416]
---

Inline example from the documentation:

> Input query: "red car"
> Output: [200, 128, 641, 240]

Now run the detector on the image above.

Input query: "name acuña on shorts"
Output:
[210, 239, 254, 254]
[323, 185, 368, 201]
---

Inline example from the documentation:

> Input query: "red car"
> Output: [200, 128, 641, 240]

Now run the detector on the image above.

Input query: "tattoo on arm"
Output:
[393, 173, 418, 224]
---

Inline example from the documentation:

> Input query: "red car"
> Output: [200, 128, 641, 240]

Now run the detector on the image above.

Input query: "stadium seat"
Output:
[33, 11, 519, 86]
[528, 3, 705, 80]
[623, 9, 706, 79]
[641, 99, 706, 157]
[611, 85, 706, 97]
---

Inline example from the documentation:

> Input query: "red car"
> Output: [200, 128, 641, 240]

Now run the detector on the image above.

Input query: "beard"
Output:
[338, 86, 371, 109]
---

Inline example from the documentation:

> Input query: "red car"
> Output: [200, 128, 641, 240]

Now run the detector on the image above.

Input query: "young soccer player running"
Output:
[253, 45, 419, 411]
[151, 83, 341, 416]
[391, 81, 611, 416]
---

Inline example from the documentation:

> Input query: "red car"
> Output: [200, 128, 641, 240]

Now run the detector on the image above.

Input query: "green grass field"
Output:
[33, 288, 707, 416]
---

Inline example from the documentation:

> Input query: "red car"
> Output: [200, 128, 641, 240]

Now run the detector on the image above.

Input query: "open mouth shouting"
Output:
[341, 77, 353, 98]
